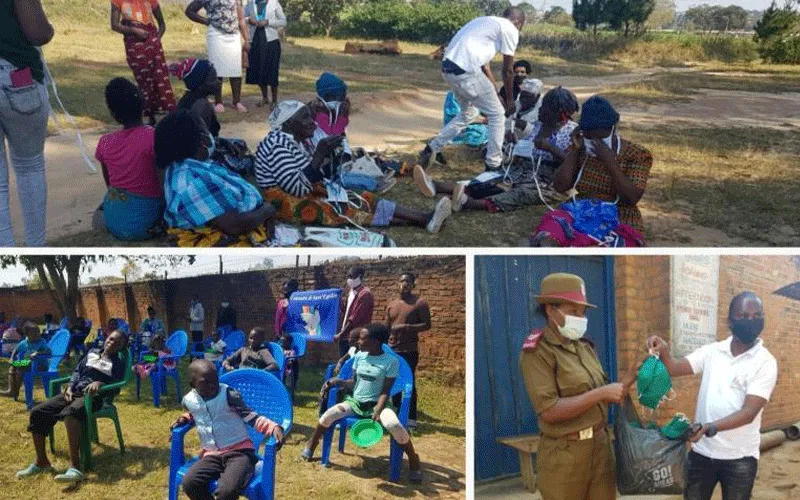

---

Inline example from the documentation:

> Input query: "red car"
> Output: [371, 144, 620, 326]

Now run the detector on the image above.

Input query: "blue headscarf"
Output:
[316, 72, 347, 100]
[579, 95, 620, 131]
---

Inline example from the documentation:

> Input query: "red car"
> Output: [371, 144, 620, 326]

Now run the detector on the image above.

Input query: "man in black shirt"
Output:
[216, 298, 237, 331]
[17, 330, 127, 484]
[498, 60, 532, 102]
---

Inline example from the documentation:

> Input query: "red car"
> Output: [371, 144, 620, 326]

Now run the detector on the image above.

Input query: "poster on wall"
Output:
[670, 255, 720, 358]
[285, 288, 342, 343]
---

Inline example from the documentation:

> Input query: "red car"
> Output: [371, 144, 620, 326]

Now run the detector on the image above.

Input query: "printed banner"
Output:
[285, 288, 342, 343]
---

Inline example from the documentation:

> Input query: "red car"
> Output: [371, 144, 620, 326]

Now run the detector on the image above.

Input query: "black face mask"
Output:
[730, 317, 764, 344]
[514, 75, 526, 85]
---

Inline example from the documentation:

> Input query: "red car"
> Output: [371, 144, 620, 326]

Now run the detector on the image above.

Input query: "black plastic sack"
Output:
[615, 396, 688, 495]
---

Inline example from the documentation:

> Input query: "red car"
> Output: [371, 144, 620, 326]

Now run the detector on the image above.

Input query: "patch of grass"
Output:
[625, 124, 800, 245]
[0, 355, 465, 499]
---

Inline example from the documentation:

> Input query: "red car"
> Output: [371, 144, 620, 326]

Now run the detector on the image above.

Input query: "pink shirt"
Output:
[95, 125, 162, 198]
[274, 298, 289, 337]
[314, 112, 349, 136]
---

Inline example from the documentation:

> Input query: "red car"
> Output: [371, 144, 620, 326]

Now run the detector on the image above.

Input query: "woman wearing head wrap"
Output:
[530, 95, 652, 246]
[155, 109, 275, 247]
[308, 73, 351, 136]
[413, 86, 579, 213]
[255, 101, 453, 233]
[244, 0, 286, 109]
[505, 77, 544, 142]
[170, 58, 224, 137]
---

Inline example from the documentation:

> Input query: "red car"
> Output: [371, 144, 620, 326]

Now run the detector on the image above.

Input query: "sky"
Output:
[0, 255, 361, 287]
[513, 0, 774, 13]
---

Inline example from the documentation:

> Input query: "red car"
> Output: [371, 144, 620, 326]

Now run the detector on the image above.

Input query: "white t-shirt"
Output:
[686, 336, 777, 460]
[444, 16, 519, 74]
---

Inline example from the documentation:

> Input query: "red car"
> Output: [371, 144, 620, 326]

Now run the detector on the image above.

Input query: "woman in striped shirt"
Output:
[255, 101, 452, 233]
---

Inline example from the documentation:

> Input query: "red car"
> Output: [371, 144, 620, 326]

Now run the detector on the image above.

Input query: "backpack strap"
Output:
[522, 329, 545, 352]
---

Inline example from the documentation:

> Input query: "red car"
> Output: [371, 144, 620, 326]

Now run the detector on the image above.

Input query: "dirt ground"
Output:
[8, 68, 799, 246]
[475, 438, 800, 499]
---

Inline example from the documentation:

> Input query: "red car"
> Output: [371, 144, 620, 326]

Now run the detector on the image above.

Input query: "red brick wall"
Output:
[615, 255, 800, 431]
[0, 256, 465, 380]
[0, 288, 57, 322]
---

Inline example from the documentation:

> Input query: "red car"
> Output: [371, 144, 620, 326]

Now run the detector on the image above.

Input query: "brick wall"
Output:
[0, 256, 465, 381]
[615, 255, 800, 431]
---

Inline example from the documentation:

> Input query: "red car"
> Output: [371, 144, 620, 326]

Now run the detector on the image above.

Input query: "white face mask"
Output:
[325, 100, 340, 111]
[221, 302, 229, 308]
[584, 126, 618, 157]
[554, 307, 588, 340]
[347, 277, 361, 289]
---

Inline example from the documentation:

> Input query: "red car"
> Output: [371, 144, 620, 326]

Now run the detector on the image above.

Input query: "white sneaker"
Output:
[413, 164, 436, 198]
[451, 182, 467, 212]
[426, 197, 452, 233]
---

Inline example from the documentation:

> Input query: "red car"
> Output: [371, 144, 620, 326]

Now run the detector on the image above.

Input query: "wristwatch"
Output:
[705, 423, 719, 438]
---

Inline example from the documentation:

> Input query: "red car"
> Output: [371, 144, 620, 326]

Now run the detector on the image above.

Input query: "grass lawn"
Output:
[0, 355, 465, 499]
[39, 0, 800, 247]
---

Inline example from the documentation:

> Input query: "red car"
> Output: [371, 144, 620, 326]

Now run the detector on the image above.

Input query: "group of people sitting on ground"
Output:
[421, 69, 652, 246]
[417, 7, 653, 246]
[94, 62, 453, 247]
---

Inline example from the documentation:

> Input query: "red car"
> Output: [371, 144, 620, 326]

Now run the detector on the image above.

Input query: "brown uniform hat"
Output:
[535, 273, 597, 308]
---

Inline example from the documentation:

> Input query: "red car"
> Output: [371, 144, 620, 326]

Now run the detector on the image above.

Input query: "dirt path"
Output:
[9, 68, 796, 246]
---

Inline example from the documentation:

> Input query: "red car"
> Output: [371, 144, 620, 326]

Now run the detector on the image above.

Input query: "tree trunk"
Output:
[34, 256, 81, 328]
[625, 21, 630, 36]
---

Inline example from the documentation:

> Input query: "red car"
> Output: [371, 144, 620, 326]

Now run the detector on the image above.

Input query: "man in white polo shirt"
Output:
[647, 291, 778, 500]
[418, 7, 526, 172]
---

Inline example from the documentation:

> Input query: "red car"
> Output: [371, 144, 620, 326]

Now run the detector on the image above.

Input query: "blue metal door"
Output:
[474, 256, 617, 482]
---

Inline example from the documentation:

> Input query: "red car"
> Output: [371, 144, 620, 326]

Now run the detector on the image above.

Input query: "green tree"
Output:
[754, 0, 800, 62]
[120, 259, 142, 283]
[543, 6, 574, 25]
[607, 0, 655, 35]
[646, 0, 675, 28]
[472, 0, 512, 16]
[573, 0, 609, 34]
[0, 256, 195, 326]
[305, 0, 353, 36]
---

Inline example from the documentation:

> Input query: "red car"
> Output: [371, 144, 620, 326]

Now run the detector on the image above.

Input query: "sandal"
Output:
[54, 467, 84, 483]
[16, 463, 55, 478]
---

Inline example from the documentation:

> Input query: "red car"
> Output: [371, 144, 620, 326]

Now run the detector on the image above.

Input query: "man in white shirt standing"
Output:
[419, 7, 526, 172]
[647, 291, 778, 500]
[189, 295, 205, 354]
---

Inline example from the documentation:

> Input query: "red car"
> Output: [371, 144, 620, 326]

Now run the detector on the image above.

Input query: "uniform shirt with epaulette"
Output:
[519, 324, 608, 438]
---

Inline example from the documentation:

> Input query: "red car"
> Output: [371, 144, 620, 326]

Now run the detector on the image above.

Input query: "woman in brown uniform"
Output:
[520, 272, 634, 500]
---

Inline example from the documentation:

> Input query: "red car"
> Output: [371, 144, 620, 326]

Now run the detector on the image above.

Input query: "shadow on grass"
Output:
[412, 411, 465, 439]
[324, 455, 465, 497]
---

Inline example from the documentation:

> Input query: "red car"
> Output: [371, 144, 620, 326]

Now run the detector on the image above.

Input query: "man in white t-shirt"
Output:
[647, 291, 778, 500]
[419, 7, 526, 172]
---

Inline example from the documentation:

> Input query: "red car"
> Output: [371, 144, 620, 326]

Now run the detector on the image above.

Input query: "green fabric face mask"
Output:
[637, 355, 673, 409]
[660, 413, 692, 440]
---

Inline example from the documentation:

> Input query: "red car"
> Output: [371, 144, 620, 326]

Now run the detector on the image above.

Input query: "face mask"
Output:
[221, 302, 229, 308]
[730, 317, 764, 344]
[206, 133, 216, 158]
[347, 277, 361, 289]
[554, 307, 588, 340]
[584, 126, 618, 157]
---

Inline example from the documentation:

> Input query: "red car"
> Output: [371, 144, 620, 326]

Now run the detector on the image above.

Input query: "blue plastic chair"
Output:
[212, 330, 246, 373]
[22, 329, 71, 410]
[320, 352, 414, 482]
[267, 343, 285, 382]
[284, 333, 307, 400]
[169, 368, 293, 500]
[136, 330, 188, 407]
[223, 330, 246, 357]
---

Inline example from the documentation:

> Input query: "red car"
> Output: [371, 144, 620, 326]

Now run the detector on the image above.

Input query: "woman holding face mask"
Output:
[553, 95, 652, 233]
[520, 272, 636, 500]
[308, 72, 350, 137]
[530, 96, 652, 247]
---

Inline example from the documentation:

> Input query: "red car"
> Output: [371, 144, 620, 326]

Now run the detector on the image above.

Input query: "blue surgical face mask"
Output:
[206, 133, 216, 158]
